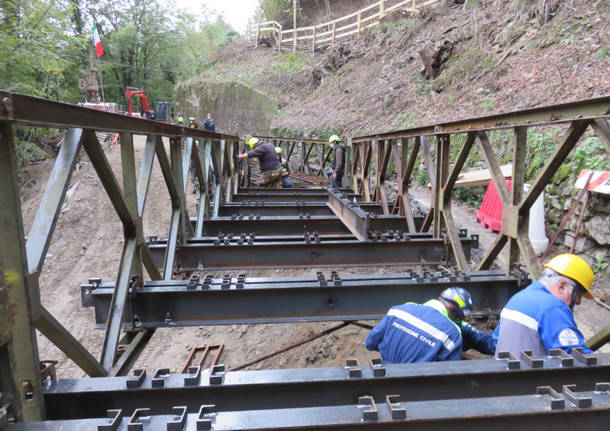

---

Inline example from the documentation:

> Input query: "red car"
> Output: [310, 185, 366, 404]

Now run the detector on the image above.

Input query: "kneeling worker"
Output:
[275, 146, 294, 188]
[365, 287, 495, 363]
[493, 253, 595, 357]
[237, 137, 283, 188]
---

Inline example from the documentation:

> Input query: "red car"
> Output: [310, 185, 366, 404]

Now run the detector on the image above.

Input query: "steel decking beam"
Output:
[327, 189, 370, 240]
[218, 202, 384, 216]
[190, 215, 424, 236]
[84, 270, 517, 327]
[146, 234, 479, 270]
[42, 352, 610, 420]
[232, 192, 361, 203]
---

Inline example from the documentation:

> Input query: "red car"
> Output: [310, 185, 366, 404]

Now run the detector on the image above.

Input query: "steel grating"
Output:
[146, 232, 479, 270]
[83, 270, 518, 327]
[41, 352, 610, 420]
[190, 215, 424, 236]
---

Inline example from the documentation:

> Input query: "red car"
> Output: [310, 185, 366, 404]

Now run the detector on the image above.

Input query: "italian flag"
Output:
[92, 23, 104, 57]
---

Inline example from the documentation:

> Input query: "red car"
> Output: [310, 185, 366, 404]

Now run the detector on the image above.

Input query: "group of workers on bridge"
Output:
[237, 135, 345, 189]
[176, 113, 216, 132]
[366, 253, 596, 363]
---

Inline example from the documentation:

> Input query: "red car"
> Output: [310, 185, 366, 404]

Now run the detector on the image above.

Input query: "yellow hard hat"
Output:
[544, 254, 595, 299]
[275, 146, 282, 154]
[177, 116, 184, 122]
[248, 137, 259, 148]
[328, 135, 340, 144]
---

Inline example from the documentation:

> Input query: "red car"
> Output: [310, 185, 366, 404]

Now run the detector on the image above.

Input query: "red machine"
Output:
[125, 87, 154, 119]
[125, 87, 173, 122]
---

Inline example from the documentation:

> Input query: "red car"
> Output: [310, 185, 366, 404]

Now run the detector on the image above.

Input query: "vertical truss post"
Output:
[433, 135, 450, 237]
[591, 119, 610, 152]
[0, 121, 45, 421]
[420, 136, 435, 232]
[222, 140, 233, 202]
[121, 132, 143, 284]
[441, 133, 475, 270]
[402, 137, 420, 232]
[211, 140, 223, 217]
[315, 143, 327, 178]
[195, 140, 211, 237]
[360, 142, 372, 202]
[171, 137, 193, 243]
[508, 127, 527, 275]
[138, 136, 162, 281]
[351, 142, 360, 193]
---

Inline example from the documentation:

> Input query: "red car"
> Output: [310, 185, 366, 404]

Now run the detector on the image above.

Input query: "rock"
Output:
[562, 232, 596, 253]
[585, 215, 610, 245]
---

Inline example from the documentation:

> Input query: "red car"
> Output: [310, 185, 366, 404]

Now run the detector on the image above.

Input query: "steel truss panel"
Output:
[14, 386, 610, 430]
[217, 202, 385, 216]
[190, 215, 424, 236]
[84, 271, 518, 327]
[146, 233, 478, 270]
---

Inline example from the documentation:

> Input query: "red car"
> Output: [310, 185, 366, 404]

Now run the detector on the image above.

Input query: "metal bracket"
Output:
[196, 404, 215, 430]
[571, 347, 597, 366]
[358, 396, 378, 421]
[536, 386, 565, 410]
[166, 406, 187, 431]
[209, 364, 225, 385]
[184, 365, 202, 386]
[549, 349, 574, 368]
[370, 358, 386, 377]
[152, 368, 170, 388]
[126, 369, 146, 389]
[385, 394, 407, 420]
[97, 409, 122, 431]
[520, 350, 544, 369]
[562, 384, 592, 408]
[497, 351, 520, 370]
[127, 408, 151, 431]
[346, 359, 362, 378]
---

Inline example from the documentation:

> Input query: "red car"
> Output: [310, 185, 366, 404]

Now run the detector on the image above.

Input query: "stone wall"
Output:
[174, 80, 277, 136]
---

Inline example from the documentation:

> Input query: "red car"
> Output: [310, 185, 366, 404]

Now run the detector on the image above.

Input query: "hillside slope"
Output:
[201, 0, 608, 136]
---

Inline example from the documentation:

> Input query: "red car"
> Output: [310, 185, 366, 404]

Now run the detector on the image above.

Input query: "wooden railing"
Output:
[248, 0, 442, 52]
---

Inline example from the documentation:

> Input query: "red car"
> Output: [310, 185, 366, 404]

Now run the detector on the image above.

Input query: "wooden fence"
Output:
[248, 0, 442, 52]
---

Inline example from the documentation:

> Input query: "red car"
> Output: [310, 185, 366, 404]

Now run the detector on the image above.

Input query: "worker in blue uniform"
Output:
[493, 253, 595, 358]
[365, 287, 495, 363]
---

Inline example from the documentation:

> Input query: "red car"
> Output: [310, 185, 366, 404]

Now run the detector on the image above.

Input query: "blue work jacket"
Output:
[492, 280, 592, 357]
[365, 300, 463, 363]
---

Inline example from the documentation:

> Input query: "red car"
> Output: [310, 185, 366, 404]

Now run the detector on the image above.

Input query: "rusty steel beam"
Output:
[190, 215, 424, 236]
[352, 96, 610, 142]
[327, 190, 369, 241]
[146, 232, 478, 270]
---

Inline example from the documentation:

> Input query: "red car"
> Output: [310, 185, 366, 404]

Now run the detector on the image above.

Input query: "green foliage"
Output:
[596, 46, 607, 59]
[453, 187, 485, 207]
[271, 52, 308, 75]
[593, 252, 610, 275]
[415, 165, 429, 185]
[572, 137, 609, 171]
[259, 0, 292, 23]
[439, 45, 495, 90]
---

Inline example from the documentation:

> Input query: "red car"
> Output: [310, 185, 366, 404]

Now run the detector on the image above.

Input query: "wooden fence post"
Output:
[332, 22, 336, 44]
[293, 0, 298, 52]
[278, 24, 282, 51]
[380, 0, 385, 19]
[312, 26, 316, 53]
[357, 10, 362, 35]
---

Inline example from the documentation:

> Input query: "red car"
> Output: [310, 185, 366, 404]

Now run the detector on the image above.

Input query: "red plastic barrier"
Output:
[476, 179, 512, 233]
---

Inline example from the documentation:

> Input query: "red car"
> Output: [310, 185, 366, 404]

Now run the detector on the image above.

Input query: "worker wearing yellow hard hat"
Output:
[237, 137, 283, 188]
[493, 253, 595, 358]
[328, 135, 344, 189]
[275, 146, 293, 188]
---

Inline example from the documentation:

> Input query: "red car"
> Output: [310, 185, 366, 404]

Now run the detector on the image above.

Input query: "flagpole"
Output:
[97, 54, 106, 105]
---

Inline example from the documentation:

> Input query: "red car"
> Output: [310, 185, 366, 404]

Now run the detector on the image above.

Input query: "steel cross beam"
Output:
[327, 189, 370, 240]
[232, 192, 361, 203]
[190, 215, 424, 236]
[217, 202, 385, 217]
[146, 232, 479, 270]
[42, 352, 610, 419]
[84, 270, 515, 327]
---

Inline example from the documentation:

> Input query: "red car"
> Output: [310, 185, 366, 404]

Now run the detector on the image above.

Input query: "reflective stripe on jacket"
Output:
[492, 280, 592, 358]
[365, 299, 462, 363]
